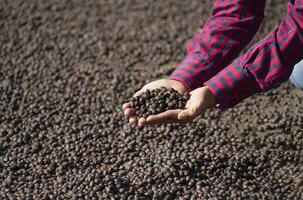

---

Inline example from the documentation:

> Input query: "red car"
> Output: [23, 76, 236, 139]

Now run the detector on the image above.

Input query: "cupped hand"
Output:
[123, 82, 217, 126]
[141, 86, 217, 126]
[122, 79, 188, 126]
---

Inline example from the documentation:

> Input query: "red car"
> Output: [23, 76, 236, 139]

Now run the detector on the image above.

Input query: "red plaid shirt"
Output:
[170, 0, 303, 108]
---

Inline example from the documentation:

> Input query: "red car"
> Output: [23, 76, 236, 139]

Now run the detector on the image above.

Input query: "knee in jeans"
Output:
[290, 61, 303, 90]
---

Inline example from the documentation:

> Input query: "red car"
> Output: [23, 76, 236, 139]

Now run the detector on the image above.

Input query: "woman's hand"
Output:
[123, 79, 217, 126]
[122, 79, 188, 126]
[140, 86, 217, 126]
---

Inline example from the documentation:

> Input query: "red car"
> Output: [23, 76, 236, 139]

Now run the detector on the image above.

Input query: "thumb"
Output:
[133, 89, 145, 97]
[178, 107, 197, 121]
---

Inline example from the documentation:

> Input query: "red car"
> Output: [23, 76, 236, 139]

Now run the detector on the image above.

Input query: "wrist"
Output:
[204, 86, 218, 107]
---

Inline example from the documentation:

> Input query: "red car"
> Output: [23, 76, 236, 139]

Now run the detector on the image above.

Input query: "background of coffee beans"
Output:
[1, 0, 302, 199]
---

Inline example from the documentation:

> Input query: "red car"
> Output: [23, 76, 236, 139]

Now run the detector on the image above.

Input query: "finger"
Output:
[129, 117, 137, 125]
[124, 108, 136, 117]
[138, 118, 147, 127]
[184, 99, 192, 109]
[144, 110, 182, 125]
[147, 117, 187, 125]
[178, 112, 195, 121]
[178, 107, 197, 121]
[133, 89, 145, 97]
[122, 102, 132, 110]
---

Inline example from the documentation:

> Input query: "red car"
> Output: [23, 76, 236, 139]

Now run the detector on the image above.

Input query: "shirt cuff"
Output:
[169, 55, 213, 91]
[168, 74, 193, 93]
[204, 63, 261, 109]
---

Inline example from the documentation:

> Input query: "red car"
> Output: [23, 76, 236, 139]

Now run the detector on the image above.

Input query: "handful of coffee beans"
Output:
[130, 87, 189, 118]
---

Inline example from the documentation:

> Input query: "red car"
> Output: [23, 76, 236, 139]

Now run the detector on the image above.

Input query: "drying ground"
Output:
[0, 0, 302, 199]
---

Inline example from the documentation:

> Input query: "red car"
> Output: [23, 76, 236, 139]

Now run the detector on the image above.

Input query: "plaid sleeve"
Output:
[170, 0, 266, 91]
[205, 0, 303, 109]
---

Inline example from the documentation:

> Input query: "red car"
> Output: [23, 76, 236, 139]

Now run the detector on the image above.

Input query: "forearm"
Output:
[170, 0, 266, 90]
[205, 0, 303, 108]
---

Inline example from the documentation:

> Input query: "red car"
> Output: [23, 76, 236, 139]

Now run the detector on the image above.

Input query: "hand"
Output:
[123, 83, 217, 126]
[141, 86, 217, 126]
[122, 79, 188, 126]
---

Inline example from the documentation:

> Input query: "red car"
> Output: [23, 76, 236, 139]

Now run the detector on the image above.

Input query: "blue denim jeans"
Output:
[290, 60, 303, 91]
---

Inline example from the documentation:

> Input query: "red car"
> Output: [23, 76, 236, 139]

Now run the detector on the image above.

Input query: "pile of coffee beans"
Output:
[131, 87, 188, 118]
[1, 0, 303, 199]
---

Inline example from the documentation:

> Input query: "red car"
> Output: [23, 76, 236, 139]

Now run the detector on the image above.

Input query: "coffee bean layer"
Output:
[1, 0, 303, 199]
